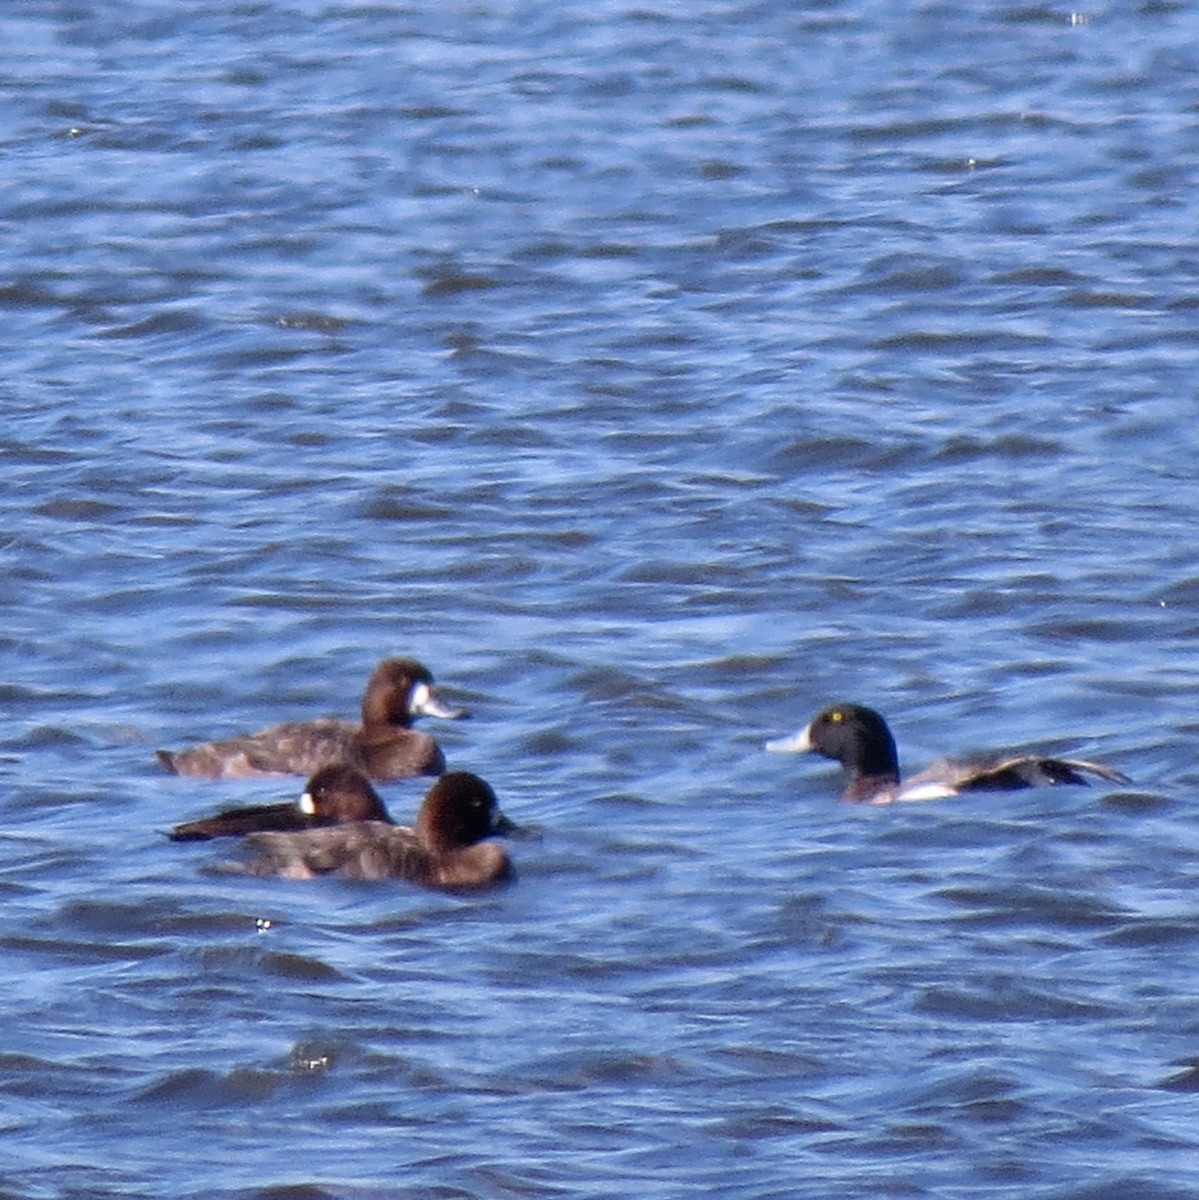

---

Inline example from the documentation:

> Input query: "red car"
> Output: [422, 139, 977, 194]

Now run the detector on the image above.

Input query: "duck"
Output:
[239, 769, 518, 888]
[157, 657, 468, 780]
[765, 702, 1130, 803]
[168, 763, 392, 841]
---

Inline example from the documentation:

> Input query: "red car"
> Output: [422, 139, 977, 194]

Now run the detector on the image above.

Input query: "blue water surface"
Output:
[3, 2, 1199, 1196]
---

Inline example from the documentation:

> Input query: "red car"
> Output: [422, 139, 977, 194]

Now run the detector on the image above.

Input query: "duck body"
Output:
[158, 717, 446, 781]
[169, 763, 392, 841]
[766, 702, 1130, 804]
[242, 770, 517, 888]
[158, 658, 467, 781]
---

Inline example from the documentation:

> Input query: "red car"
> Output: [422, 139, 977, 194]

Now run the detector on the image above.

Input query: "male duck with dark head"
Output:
[157, 657, 468, 781]
[766, 702, 1130, 804]
[240, 769, 518, 889]
[169, 763, 392, 841]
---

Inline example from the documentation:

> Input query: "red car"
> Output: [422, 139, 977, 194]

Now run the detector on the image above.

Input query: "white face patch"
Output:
[406, 680, 466, 719]
[298, 790, 317, 815]
[409, 682, 432, 714]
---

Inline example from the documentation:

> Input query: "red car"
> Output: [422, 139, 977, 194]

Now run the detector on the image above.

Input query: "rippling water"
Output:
[4, 2, 1199, 1196]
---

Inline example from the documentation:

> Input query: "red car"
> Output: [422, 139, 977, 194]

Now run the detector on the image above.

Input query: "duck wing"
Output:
[243, 821, 432, 882]
[238, 719, 359, 776]
[170, 801, 323, 841]
[159, 718, 357, 779]
[905, 753, 1131, 798]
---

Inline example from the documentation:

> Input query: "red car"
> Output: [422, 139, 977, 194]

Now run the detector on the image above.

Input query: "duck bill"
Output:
[764, 722, 813, 754]
[490, 809, 520, 838]
[409, 682, 469, 721]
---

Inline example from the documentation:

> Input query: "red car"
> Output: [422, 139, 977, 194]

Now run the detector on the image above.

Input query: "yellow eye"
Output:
[831, 709, 844, 723]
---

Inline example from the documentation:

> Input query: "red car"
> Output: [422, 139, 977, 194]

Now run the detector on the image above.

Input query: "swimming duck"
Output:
[765, 702, 1130, 803]
[169, 763, 392, 841]
[157, 657, 468, 780]
[241, 770, 517, 888]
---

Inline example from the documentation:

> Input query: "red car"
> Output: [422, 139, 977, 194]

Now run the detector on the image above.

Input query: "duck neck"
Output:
[361, 699, 400, 730]
[849, 729, 900, 787]
[843, 773, 899, 803]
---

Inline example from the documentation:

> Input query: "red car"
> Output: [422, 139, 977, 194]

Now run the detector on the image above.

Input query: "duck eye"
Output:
[830, 710, 844, 724]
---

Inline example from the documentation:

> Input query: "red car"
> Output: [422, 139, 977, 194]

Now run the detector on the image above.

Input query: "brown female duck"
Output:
[242, 769, 517, 888]
[157, 657, 467, 780]
[169, 763, 392, 840]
